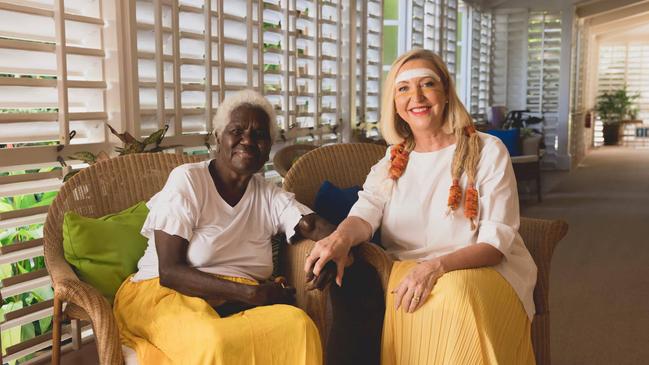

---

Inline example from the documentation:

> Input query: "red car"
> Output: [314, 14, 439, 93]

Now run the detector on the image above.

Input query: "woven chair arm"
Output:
[281, 239, 329, 345]
[44, 241, 81, 284]
[353, 242, 393, 293]
[55, 279, 124, 365]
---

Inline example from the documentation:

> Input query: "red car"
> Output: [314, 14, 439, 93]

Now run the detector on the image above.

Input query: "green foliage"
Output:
[596, 87, 640, 124]
[263, 41, 282, 51]
[264, 82, 281, 92]
[63, 125, 176, 181]
[0, 108, 58, 114]
[0, 168, 57, 359]
[264, 63, 280, 73]
[262, 21, 281, 31]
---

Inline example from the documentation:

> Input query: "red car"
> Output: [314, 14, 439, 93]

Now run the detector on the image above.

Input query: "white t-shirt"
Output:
[133, 160, 312, 282]
[348, 132, 537, 319]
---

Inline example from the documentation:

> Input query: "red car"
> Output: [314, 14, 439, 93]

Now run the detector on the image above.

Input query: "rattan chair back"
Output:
[283, 143, 386, 209]
[272, 144, 318, 177]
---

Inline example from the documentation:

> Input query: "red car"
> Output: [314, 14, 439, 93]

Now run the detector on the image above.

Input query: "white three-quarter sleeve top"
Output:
[348, 132, 537, 319]
[133, 160, 312, 282]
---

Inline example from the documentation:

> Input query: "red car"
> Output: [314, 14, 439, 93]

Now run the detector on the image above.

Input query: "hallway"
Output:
[521, 147, 649, 365]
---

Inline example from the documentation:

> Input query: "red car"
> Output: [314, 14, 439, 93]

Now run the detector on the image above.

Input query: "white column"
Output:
[556, 6, 574, 170]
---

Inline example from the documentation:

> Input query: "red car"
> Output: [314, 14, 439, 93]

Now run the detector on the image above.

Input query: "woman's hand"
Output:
[393, 259, 446, 313]
[247, 282, 296, 306]
[304, 230, 355, 288]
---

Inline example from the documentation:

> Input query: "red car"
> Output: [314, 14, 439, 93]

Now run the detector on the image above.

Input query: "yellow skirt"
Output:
[113, 275, 322, 365]
[382, 262, 535, 365]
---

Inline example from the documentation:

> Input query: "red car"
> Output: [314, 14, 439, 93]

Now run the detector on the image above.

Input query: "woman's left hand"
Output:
[393, 259, 446, 313]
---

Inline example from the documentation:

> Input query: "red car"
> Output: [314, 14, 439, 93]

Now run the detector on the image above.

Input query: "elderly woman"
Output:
[114, 89, 331, 364]
[305, 48, 538, 364]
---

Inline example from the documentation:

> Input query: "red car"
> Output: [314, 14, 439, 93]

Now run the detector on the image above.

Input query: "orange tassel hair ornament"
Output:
[389, 141, 410, 180]
[447, 179, 462, 212]
[464, 184, 479, 230]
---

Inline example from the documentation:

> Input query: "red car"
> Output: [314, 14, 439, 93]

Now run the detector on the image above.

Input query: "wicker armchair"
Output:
[272, 143, 317, 177]
[283, 142, 568, 365]
[43, 153, 327, 365]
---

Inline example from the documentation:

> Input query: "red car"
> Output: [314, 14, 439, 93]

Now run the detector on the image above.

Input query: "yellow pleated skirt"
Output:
[382, 261, 535, 365]
[113, 275, 322, 365]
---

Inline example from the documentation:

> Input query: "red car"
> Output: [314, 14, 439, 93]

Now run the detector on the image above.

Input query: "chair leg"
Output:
[51, 295, 62, 365]
[71, 319, 81, 350]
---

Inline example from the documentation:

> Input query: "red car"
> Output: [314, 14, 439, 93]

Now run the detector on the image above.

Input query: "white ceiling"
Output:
[480, 0, 591, 11]
[597, 22, 649, 42]
[479, 0, 649, 40]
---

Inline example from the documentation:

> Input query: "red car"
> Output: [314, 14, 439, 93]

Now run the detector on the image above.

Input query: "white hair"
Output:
[212, 89, 278, 142]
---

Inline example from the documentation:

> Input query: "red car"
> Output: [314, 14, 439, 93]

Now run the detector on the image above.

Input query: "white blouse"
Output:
[133, 160, 312, 282]
[348, 132, 537, 319]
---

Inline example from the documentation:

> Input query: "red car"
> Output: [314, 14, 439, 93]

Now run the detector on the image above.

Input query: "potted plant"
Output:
[595, 87, 639, 145]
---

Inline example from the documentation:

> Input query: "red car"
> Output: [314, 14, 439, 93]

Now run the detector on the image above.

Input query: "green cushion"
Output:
[63, 202, 149, 304]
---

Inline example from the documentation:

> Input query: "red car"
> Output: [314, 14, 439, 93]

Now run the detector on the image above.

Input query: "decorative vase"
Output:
[603, 122, 621, 146]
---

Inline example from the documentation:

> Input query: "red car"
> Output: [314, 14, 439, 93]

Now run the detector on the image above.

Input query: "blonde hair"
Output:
[212, 89, 278, 142]
[381, 48, 483, 229]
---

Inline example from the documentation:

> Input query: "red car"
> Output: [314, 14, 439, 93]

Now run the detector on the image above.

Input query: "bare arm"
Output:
[293, 213, 337, 242]
[303, 216, 374, 287]
[437, 242, 503, 272]
[155, 230, 295, 307]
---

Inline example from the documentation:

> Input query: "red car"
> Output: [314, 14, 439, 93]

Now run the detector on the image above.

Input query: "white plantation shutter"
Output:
[491, 8, 528, 110]
[423, 0, 443, 54]
[491, 10, 563, 163]
[597, 45, 627, 95]
[526, 11, 561, 160]
[598, 43, 649, 121]
[526, 11, 561, 116]
[626, 43, 649, 122]
[441, 0, 457, 77]
[596, 42, 649, 147]
[467, 6, 491, 115]
[0, 1, 108, 153]
[354, 0, 383, 137]
[410, 0, 425, 48]
[0, 0, 105, 362]
[130, 0, 348, 148]
[316, 0, 345, 144]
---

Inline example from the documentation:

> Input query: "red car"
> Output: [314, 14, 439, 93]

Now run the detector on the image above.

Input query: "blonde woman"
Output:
[305, 49, 537, 364]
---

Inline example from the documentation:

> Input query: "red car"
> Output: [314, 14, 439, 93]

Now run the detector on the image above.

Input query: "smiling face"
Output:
[393, 58, 448, 135]
[217, 104, 272, 176]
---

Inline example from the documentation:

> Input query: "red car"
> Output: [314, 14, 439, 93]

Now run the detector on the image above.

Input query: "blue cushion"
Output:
[485, 128, 521, 156]
[314, 180, 381, 245]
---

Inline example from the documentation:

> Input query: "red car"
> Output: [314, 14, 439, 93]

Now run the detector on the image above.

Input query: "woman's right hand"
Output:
[304, 230, 355, 287]
[247, 282, 296, 306]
